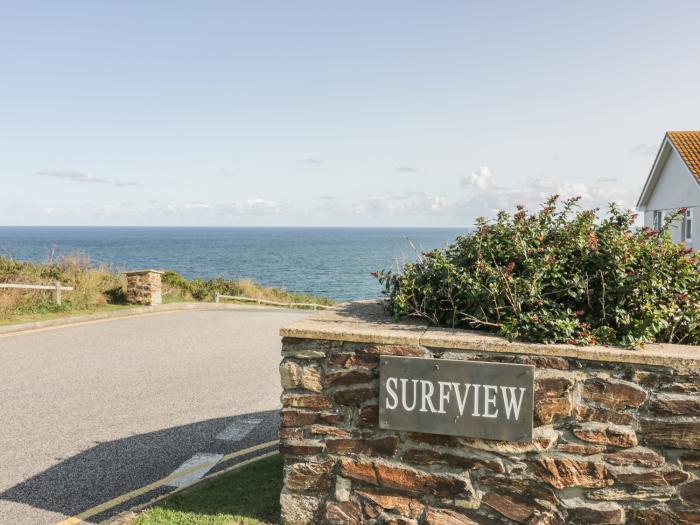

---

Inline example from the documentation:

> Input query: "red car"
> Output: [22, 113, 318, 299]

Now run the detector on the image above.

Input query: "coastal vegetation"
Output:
[160, 270, 335, 306]
[0, 254, 333, 323]
[377, 196, 700, 348]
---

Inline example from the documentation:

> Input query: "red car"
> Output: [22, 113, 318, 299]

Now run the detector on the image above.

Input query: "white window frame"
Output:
[682, 209, 693, 242]
[653, 210, 664, 231]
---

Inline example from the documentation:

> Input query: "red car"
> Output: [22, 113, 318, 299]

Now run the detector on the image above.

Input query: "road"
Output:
[0, 307, 309, 525]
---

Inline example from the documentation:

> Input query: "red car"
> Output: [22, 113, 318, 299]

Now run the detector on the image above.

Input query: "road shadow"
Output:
[0, 409, 279, 524]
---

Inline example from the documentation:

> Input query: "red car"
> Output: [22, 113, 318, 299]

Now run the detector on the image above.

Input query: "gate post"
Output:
[124, 269, 164, 306]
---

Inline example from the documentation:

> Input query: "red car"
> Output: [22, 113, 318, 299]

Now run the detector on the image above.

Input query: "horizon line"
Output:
[0, 224, 470, 229]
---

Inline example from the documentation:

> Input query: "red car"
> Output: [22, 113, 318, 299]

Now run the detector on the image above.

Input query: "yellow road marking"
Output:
[56, 440, 279, 525]
[99, 450, 281, 524]
[0, 310, 185, 339]
[198, 449, 279, 482]
[220, 439, 279, 462]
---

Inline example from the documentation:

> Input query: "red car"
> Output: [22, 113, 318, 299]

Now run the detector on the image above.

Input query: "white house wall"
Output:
[642, 149, 700, 249]
[645, 149, 700, 210]
[643, 208, 699, 249]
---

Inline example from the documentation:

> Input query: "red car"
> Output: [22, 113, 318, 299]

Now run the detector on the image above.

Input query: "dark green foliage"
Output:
[377, 197, 700, 348]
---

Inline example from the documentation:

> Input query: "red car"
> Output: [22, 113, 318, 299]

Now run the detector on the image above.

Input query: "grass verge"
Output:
[134, 454, 282, 525]
[0, 304, 133, 327]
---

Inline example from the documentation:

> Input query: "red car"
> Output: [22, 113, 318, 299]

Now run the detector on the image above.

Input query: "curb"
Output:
[0, 302, 294, 336]
[103, 450, 281, 525]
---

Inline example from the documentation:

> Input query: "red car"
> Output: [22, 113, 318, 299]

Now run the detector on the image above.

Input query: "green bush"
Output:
[376, 196, 700, 348]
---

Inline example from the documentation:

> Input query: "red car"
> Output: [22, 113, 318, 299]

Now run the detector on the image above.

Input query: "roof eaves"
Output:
[636, 134, 669, 209]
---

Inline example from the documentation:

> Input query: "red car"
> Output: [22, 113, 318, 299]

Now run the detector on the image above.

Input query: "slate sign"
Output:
[379, 356, 534, 442]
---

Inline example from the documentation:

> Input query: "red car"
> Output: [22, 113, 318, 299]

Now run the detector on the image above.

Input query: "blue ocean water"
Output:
[0, 227, 464, 301]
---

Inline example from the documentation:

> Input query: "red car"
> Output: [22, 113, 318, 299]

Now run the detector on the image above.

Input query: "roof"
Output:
[667, 131, 700, 183]
[636, 131, 700, 208]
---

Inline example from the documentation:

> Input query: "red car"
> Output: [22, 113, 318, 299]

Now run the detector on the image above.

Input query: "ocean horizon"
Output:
[0, 226, 465, 301]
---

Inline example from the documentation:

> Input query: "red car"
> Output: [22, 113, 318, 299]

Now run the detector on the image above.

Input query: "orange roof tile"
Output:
[667, 131, 700, 183]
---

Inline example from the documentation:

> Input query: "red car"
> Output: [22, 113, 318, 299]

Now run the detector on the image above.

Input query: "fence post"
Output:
[54, 281, 62, 305]
[215, 292, 220, 304]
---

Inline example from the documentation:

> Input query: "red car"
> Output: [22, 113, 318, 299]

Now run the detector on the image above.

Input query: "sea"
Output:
[0, 227, 465, 301]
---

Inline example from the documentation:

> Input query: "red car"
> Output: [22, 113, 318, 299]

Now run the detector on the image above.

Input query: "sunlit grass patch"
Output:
[134, 454, 282, 525]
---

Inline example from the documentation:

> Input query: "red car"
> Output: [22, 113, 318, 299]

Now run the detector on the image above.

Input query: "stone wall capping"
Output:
[279, 301, 700, 524]
[280, 301, 700, 369]
[280, 301, 429, 346]
[123, 268, 164, 276]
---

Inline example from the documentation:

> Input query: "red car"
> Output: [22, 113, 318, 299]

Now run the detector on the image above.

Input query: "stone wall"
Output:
[125, 270, 163, 305]
[278, 302, 700, 525]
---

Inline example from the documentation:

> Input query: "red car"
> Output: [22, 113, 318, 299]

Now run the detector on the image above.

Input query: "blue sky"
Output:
[1, 1, 699, 226]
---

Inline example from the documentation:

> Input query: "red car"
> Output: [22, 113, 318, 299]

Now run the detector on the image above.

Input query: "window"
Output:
[682, 209, 693, 242]
[653, 210, 664, 231]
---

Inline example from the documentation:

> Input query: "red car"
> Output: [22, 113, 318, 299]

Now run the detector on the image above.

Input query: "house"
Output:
[637, 131, 700, 250]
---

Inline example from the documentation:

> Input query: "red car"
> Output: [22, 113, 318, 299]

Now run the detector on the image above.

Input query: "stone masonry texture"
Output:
[125, 270, 162, 305]
[279, 337, 700, 525]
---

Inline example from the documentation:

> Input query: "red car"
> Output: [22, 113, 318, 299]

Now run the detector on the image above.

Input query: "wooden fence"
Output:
[0, 282, 74, 305]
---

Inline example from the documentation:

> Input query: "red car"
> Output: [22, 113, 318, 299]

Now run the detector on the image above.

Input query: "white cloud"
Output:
[314, 166, 633, 223]
[461, 165, 493, 190]
[457, 173, 633, 219]
[78, 198, 288, 221]
[38, 169, 107, 183]
[232, 198, 283, 213]
[114, 180, 141, 187]
[96, 203, 137, 218]
[320, 192, 450, 217]
[184, 202, 213, 210]
[297, 158, 323, 165]
[153, 198, 285, 216]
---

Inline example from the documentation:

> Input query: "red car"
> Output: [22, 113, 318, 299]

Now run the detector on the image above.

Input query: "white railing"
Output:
[0, 282, 74, 305]
[214, 293, 329, 310]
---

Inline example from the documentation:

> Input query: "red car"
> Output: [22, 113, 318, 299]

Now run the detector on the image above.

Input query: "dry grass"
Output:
[0, 253, 125, 320]
[160, 271, 335, 307]
[0, 255, 333, 321]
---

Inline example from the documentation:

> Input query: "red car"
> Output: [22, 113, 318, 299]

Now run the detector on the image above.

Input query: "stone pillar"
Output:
[124, 269, 163, 305]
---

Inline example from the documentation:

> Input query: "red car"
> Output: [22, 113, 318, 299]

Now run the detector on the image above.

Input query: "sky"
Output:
[1, 1, 699, 227]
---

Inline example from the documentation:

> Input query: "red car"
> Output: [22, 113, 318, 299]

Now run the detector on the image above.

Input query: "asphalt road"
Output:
[0, 308, 309, 525]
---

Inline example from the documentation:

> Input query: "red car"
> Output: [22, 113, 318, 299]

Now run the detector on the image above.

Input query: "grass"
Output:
[134, 454, 283, 525]
[0, 254, 126, 321]
[0, 253, 334, 323]
[161, 271, 335, 307]
[0, 304, 133, 326]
